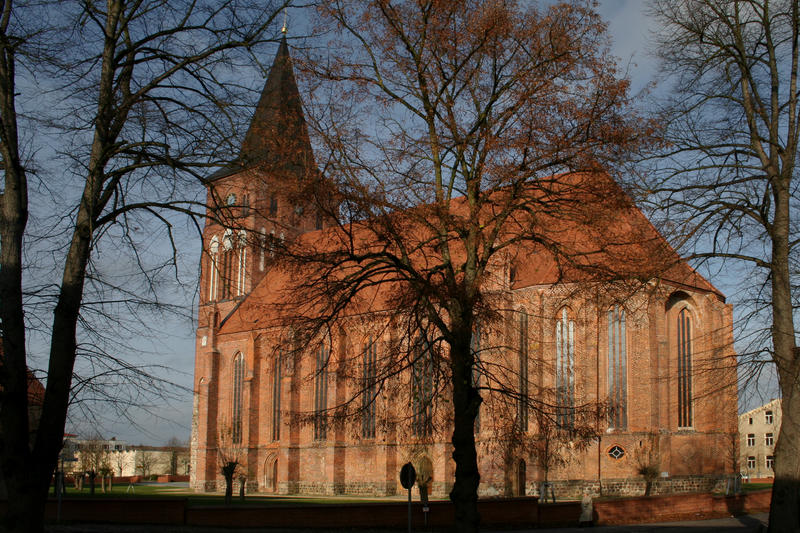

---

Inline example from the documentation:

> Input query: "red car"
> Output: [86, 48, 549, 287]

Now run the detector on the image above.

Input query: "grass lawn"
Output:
[742, 482, 773, 492]
[50, 483, 405, 506]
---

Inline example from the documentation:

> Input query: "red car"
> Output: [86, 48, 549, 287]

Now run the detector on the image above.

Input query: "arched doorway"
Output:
[264, 455, 278, 493]
[517, 459, 526, 496]
[271, 458, 278, 493]
[414, 455, 434, 498]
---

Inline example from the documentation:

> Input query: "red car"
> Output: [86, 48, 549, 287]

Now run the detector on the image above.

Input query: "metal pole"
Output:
[407, 486, 412, 533]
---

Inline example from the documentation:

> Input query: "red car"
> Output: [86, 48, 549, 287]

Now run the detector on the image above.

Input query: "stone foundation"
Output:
[524, 475, 730, 500]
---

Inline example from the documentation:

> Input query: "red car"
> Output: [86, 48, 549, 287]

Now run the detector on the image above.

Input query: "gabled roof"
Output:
[208, 35, 315, 182]
[219, 173, 724, 335]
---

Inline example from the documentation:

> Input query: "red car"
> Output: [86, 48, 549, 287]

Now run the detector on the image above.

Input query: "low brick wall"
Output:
[537, 501, 581, 527]
[43, 498, 186, 525]
[156, 474, 190, 483]
[187, 498, 541, 529]
[535, 475, 730, 500]
[0, 489, 767, 529]
[593, 489, 772, 525]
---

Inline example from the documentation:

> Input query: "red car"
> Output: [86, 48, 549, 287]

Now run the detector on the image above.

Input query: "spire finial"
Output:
[281, 9, 288, 34]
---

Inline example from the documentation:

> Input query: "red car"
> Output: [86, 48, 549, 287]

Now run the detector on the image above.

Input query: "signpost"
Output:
[400, 462, 416, 533]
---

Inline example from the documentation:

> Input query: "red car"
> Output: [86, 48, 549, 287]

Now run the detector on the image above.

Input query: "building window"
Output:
[412, 341, 434, 438]
[269, 195, 278, 216]
[259, 228, 266, 272]
[766, 455, 774, 470]
[231, 352, 245, 444]
[241, 194, 250, 217]
[677, 308, 693, 428]
[362, 339, 377, 439]
[747, 433, 755, 446]
[518, 310, 529, 431]
[749, 417, 753, 425]
[608, 445, 625, 460]
[765, 410, 773, 424]
[517, 459, 526, 497]
[315, 212, 323, 231]
[272, 350, 282, 442]
[221, 229, 235, 299]
[608, 305, 627, 429]
[765, 433, 774, 447]
[269, 230, 276, 257]
[236, 231, 247, 296]
[314, 341, 329, 440]
[208, 236, 220, 302]
[471, 326, 481, 433]
[555, 308, 575, 429]
[747, 456, 756, 469]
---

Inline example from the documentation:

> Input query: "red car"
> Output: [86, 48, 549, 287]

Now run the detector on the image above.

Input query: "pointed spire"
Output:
[210, 35, 314, 181]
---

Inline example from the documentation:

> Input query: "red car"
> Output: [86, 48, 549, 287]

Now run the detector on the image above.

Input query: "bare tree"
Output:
[165, 436, 187, 476]
[633, 432, 661, 496]
[113, 451, 126, 477]
[269, 2, 655, 530]
[76, 436, 112, 494]
[646, 1, 799, 529]
[135, 450, 155, 479]
[216, 422, 245, 505]
[0, 1, 292, 532]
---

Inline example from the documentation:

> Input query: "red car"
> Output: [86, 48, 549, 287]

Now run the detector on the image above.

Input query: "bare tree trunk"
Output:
[767, 174, 800, 532]
[448, 323, 481, 533]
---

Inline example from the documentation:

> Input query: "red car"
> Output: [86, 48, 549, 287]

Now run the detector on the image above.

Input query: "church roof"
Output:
[218, 172, 724, 335]
[208, 35, 315, 182]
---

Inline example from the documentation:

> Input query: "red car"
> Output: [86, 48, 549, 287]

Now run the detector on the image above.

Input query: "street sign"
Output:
[400, 462, 416, 489]
[400, 462, 417, 533]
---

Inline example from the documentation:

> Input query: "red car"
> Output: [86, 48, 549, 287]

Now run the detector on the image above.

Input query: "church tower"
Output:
[199, 34, 324, 324]
[192, 34, 324, 490]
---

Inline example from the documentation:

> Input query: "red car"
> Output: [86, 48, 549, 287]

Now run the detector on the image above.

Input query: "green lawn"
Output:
[742, 482, 773, 492]
[50, 483, 404, 506]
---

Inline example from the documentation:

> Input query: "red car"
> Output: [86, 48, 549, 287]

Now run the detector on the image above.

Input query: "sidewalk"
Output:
[46, 512, 768, 533]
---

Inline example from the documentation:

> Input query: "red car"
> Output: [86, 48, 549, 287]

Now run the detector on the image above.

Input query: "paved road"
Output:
[46, 512, 768, 533]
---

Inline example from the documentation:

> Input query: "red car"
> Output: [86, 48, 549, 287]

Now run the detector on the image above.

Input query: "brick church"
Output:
[190, 36, 739, 497]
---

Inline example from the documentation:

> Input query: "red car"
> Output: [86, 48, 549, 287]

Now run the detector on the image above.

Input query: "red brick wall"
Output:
[593, 489, 771, 525]
[7, 489, 767, 528]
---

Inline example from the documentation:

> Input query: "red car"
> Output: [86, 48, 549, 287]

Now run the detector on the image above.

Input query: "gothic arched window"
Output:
[677, 308, 693, 428]
[272, 350, 282, 442]
[362, 338, 377, 439]
[221, 229, 234, 299]
[518, 310, 529, 431]
[208, 236, 220, 302]
[258, 228, 266, 272]
[314, 339, 330, 440]
[608, 305, 627, 429]
[231, 352, 245, 444]
[412, 341, 434, 437]
[471, 325, 481, 433]
[555, 308, 575, 428]
[236, 230, 247, 297]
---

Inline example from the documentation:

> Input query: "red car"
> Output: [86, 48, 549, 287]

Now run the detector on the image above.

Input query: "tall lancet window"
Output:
[272, 350, 282, 442]
[208, 236, 220, 302]
[236, 230, 247, 296]
[518, 310, 529, 431]
[412, 341, 434, 438]
[471, 325, 481, 433]
[677, 308, 693, 428]
[231, 352, 245, 444]
[555, 308, 575, 429]
[221, 229, 234, 299]
[608, 305, 627, 429]
[362, 338, 377, 439]
[314, 340, 330, 440]
[259, 227, 266, 272]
